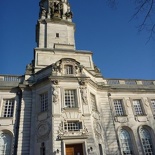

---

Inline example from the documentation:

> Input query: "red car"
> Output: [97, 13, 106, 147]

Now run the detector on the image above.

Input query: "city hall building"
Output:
[0, 0, 155, 155]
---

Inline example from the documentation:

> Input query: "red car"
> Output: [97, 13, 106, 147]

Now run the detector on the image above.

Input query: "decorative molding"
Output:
[134, 115, 148, 122]
[114, 116, 128, 123]
[92, 112, 100, 120]
[51, 58, 84, 76]
[93, 120, 102, 140]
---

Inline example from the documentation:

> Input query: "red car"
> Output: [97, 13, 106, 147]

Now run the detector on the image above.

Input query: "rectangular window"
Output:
[64, 65, 73, 74]
[90, 93, 97, 111]
[133, 100, 144, 115]
[40, 92, 48, 112]
[64, 90, 76, 108]
[56, 33, 59, 38]
[64, 121, 82, 131]
[40, 142, 45, 155]
[2, 99, 14, 117]
[99, 144, 103, 155]
[113, 99, 124, 116]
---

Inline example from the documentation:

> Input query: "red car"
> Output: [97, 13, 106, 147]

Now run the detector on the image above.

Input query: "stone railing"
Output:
[106, 79, 155, 86]
[0, 75, 23, 83]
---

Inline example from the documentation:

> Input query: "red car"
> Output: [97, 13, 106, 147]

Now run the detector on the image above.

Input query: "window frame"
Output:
[63, 89, 78, 109]
[56, 33, 59, 38]
[1, 99, 15, 118]
[0, 131, 13, 155]
[40, 92, 48, 112]
[139, 126, 155, 155]
[63, 121, 83, 132]
[113, 99, 126, 116]
[64, 65, 74, 75]
[132, 99, 145, 116]
[118, 128, 134, 155]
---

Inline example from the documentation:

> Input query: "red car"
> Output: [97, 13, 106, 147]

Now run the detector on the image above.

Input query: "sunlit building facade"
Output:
[0, 0, 155, 155]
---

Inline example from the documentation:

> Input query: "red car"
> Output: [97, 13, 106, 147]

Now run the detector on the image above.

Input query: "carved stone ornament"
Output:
[37, 122, 50, 138]
[40, 6, 46, 19]
[51, 79, 59, 85]
[52, 58, 83, 76]
[80, 87, 88, 105]
[25, 62, 33, 74]
[126, 99, 131, 107]
[65, 11, 73, 18]
[134, 115, 148, 122]
[114, 116, 128, 123]
[79, 79, 86, 86]
[52, 86, 59, 104]
[95, 122, 102, 134]
[52, 63, 61, 73]
[93, 121, 102, 139]
[144, 99, 149, 107]
[94, 64, 101, 73]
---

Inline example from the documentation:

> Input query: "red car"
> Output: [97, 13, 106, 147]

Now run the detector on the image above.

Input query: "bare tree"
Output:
[107, 0, 155, 42]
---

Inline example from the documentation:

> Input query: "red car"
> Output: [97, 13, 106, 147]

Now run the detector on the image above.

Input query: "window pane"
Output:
[64, 122, 82, 131]
[2, 99, 14, 117]
[119, 130, 133, 155]
[64, 90, 76, 108]
[40, 92, 48, 112]
[64, 65, 73, 74]
[139, 128, 154, 154]
[114, 100, 124, 116]
[133, 100, 144, 115]
[0, 132, 12, 155]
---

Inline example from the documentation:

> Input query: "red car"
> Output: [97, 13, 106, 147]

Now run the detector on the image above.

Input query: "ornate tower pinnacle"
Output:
[39, 0, 73, 21]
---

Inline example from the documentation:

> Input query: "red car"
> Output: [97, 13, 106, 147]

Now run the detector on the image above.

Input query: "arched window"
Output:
[139, 127, 154, 155]
[0, 132, 12, 155]
[119, 129, 133, 155]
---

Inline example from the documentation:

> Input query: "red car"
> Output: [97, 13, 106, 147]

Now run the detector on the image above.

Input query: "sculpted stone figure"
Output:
[80, 87, 88, 104]
[52, 87, 59, 103]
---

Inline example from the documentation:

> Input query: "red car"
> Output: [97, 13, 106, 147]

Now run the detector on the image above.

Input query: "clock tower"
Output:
[36, 0, 75, 49]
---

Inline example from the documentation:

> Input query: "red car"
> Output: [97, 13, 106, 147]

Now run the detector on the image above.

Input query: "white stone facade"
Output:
[0, 0, 155, 155]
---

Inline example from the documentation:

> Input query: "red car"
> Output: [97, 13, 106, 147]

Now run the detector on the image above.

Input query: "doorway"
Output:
[66, 143, 83, 155]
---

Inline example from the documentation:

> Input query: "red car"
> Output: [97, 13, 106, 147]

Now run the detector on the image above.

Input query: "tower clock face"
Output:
[37, 122, 50, 137]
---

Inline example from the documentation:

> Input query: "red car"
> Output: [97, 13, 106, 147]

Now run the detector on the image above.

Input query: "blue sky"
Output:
[0, 0, 155, 79]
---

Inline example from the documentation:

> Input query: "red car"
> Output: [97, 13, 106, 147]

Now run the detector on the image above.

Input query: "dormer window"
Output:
[64, 65, 73, 74]
[54, 58, 83, 76]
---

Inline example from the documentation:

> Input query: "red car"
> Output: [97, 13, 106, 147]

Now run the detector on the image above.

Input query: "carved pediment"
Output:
[52, 58, 84, 76]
